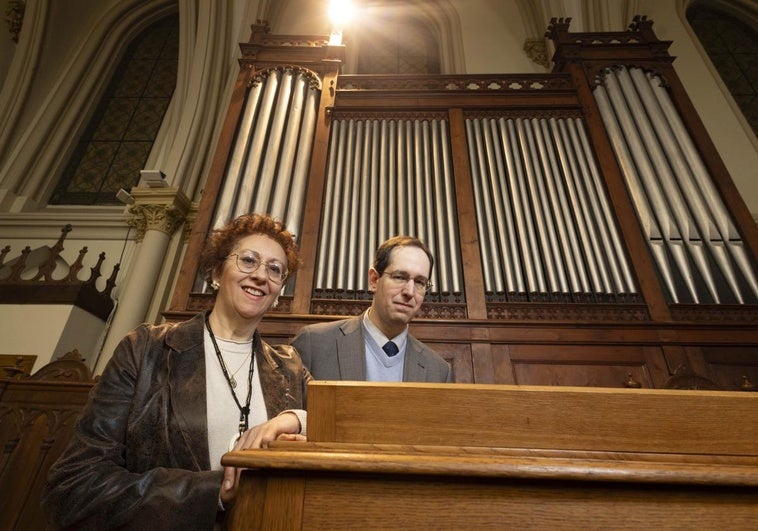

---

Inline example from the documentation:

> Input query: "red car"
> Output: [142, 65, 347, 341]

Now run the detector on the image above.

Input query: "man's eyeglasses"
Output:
[382, 270, 432, 294]
[229, 250, 288, 283]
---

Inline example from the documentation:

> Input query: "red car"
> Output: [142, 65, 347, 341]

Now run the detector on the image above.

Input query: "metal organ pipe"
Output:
[467, 118, 497, 293]
[387, 120, 398, 238]
[396, 121, 409, 238]
[314, 117, 463, 300]
[211, 67, 320, 235]
[593, 85, 680, 302]
[479, 118, 506, 294]
[421, 121, 439, 290]
[616, 67, 719, 302]
[539, 118, 588, 297]
[284, 86, 319, 237]
[520, 118, 563, 296]
[573, 118, 635, 295]
[432, 122, 450, 294]
[320, 120, 347, 292]
[565, 120, 616, 296]
[253, 69, 293, 215]
[464, 114, 639, 302]
[440, 121, 463, 295]
[356, 121, 373, 294]
[212, 81, 263, 230]
[553, 119, 607, 296]
[503, 119, 543, 295]
[488, 119, 522, 296]
[628, 68, 742, 302]
[529, 119, 570, 296]
[341, 120, 362, 293]
[600, 70, 701, 302]
[269, 72, 304, 221]
[233, 70, 279, 218]
[595, 66, 758, 304]
[642, 69, 758, 301]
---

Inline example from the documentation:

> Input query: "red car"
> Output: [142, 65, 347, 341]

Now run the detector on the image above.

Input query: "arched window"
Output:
[49, 15, 179, 205]
[686, 1, 758, 137]
[352, 15, 440, 75]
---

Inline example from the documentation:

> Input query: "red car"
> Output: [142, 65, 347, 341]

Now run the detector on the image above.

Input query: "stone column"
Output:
[94, 186, 190, 374]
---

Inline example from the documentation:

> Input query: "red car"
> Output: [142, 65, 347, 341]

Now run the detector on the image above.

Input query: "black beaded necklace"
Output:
[205, 313, 255, 437]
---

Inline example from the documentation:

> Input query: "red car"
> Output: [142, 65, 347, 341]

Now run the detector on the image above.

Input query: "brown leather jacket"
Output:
[42, 311, 310, 530]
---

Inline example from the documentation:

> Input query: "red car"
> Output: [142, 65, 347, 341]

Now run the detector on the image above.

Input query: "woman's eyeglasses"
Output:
[229, 250, 288, 283]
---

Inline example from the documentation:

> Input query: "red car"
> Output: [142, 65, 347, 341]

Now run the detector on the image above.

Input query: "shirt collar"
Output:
[362, 309, 408, 352]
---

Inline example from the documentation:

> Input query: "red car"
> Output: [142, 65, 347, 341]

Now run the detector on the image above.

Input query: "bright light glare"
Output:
[328, 0, 354, 28]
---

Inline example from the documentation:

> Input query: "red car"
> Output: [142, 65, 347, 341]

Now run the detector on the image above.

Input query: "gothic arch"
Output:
[264, 0, 466, 74]
[0, 0, 177, 210]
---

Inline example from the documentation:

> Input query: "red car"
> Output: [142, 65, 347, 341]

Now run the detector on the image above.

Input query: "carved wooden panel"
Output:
[697, 345, 758, 392]
[0, 355, 95, 531]
[492, 344, 668, 389]
[0, 355, 36, 378]
[422, 342, 474, 383]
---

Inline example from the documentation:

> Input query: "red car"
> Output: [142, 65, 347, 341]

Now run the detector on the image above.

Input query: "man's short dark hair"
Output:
[373, 236, 434, 277]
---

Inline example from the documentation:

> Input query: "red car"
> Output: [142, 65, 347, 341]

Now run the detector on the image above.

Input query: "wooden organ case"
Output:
[166, 18, 758, 391]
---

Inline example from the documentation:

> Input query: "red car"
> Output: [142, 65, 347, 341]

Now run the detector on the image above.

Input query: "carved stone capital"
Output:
[126, 187, 191, 242]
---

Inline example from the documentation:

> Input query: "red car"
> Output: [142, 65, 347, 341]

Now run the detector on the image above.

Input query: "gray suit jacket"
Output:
[291, 314, 452, 383]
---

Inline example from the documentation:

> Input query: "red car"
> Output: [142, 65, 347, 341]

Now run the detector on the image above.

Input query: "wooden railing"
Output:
[222, 381, 758, 530]
[0, 225, 119, 321]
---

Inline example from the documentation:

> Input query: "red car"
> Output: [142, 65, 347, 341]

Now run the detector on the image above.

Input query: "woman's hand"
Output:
[234, 412, 301, 450]
[276, 433, 306, 442]
[219, 413, 304, 505]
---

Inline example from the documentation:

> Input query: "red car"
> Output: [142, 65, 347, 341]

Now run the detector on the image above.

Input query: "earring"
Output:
[210, 279, 220, 290]
[272, 296, 280, 308]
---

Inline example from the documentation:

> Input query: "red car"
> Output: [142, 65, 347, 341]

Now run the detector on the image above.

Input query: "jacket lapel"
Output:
[403, 336, 428, 382]
[167, 312, 211, 470]
[255, 331, 296, 418]
[337, 316, 366, 380]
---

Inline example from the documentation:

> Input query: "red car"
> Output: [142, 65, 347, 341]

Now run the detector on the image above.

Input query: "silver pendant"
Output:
[229, 375, 237, 389]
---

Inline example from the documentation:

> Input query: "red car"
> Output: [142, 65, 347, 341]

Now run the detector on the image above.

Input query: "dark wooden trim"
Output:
[448, 108, 486, 319]
[292, 66, 342, 315]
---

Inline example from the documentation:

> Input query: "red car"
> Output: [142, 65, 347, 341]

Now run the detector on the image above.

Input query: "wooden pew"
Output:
[0, 352, 95, 531]
[223, 381, 758, 530]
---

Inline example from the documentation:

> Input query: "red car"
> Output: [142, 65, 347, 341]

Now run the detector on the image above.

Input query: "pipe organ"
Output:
[168, 18, 758, 391]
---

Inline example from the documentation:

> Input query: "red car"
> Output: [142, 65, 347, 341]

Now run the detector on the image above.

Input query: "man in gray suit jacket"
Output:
[291, 236, 452, 383]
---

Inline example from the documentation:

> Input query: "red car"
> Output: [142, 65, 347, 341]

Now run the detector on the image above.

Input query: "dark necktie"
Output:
[382, 341, 399, 357]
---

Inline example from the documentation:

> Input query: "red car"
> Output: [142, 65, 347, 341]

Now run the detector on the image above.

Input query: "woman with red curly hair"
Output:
[44, 213, 310, 530]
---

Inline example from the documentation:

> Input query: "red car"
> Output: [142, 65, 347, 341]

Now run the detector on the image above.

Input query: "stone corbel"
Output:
[523, 37, 550, 69]
[5, 0, 24, 43]
[126, 187, 191, 242]
[181, 202, 200, 243]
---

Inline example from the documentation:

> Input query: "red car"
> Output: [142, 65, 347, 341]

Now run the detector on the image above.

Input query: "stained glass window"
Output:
[50, 15, 178, 205]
